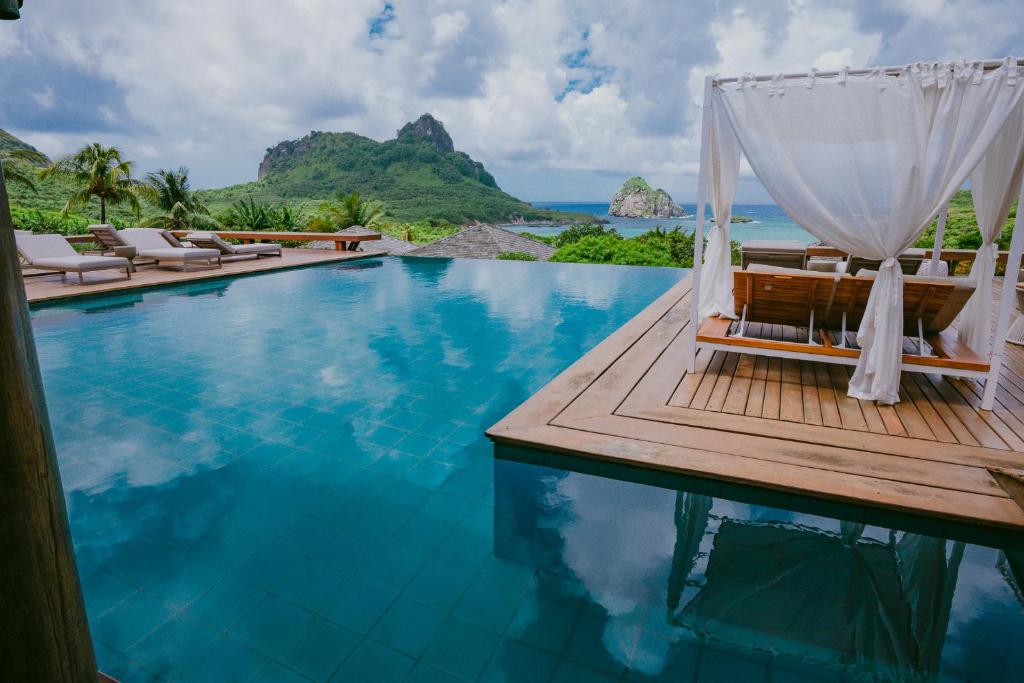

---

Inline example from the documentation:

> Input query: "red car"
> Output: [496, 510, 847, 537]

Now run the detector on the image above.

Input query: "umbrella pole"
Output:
[0, 164, 98, 679]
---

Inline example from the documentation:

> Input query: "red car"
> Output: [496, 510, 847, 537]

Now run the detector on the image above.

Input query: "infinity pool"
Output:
[32, 257, 1024, 682]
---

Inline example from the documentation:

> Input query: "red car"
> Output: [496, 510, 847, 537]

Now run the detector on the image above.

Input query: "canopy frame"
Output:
[685, 65, 1024, 410]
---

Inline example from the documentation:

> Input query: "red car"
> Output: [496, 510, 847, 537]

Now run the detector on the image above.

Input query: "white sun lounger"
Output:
[119, 228, 222, 271]
[184, 232, 282, 260]
[15, 233, 133, 284]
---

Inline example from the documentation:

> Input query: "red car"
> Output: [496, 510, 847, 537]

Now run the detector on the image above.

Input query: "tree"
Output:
[307, 191, 385, 232]
[0, 148, 48, 191]
[41, 143, 145, 223]
[139, 167, 221, 232]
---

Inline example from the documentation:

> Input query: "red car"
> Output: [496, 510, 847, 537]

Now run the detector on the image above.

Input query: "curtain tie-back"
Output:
[839, 67, 849, 85]
[1006, 56, 1018, 86]
[804, 68, 818, 89]
[880, 257, 901, 306]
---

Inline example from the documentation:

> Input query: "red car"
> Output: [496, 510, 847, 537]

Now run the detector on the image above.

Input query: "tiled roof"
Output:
[405, 224, 555, 260]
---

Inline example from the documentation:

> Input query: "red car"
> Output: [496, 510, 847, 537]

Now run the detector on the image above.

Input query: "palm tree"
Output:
[0, 147, 48, 191]
[41, 143, 145, 223]
[307, 191, 385, 232]
[139, 167, 221, 232]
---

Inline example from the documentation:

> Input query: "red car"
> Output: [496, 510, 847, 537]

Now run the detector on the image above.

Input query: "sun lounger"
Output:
[832, 248, 927, 276]
[15, 233, 133, 284]
[696, 265, 987, 378]
[118, 228, 222, 271]
[87, 224, 139, 262]
[740, 240, 807, 270]
[184, 232, 282, 260]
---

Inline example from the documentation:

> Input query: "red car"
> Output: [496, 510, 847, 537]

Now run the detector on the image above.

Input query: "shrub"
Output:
[550, 226, 741, 268]
[553, 222, 618, 248]
[496, 251, 538, 261]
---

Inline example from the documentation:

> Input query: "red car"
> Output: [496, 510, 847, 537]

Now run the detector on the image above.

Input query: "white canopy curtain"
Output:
[704, 58, 1024, 404]
[958, 103, 1024, 357]
[698, 105, 741, 320]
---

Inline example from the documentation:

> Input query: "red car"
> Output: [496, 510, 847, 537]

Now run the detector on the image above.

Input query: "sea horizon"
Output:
[511, 200, 814, 244]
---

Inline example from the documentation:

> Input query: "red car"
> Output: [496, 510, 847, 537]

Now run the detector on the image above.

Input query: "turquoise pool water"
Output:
[32, 257, 1024, 682]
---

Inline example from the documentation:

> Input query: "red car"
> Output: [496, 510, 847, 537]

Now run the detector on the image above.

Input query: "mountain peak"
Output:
[397, 114, 454, 154]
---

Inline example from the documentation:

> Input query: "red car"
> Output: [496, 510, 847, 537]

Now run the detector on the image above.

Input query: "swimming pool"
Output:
[32, 257, 1024, 681]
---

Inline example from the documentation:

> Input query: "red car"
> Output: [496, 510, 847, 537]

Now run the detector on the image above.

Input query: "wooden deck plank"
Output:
[489, 273, 1024, 531]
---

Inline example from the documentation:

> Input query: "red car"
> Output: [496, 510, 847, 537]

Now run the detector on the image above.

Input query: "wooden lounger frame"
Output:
[697, 269, 990, 379]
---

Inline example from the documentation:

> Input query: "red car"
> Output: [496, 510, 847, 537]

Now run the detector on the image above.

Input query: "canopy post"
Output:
[687, 76, 714, 373]
[929, 202, 949, 274]
[981, 180, 1024, 409]
[0, 164, 98, 679]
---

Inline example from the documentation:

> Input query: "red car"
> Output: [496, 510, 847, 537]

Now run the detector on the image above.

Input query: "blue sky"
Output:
[2, 1, 1023, 203]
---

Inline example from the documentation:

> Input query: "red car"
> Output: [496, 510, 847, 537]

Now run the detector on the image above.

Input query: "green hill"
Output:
[197, 114, 592, 224]
[1, 128, 47, 157]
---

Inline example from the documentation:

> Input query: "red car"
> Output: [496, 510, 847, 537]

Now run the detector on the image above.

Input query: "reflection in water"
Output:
[494, 446, 1024, 682]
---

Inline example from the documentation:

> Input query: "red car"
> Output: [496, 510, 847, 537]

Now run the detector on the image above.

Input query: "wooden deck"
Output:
[23, 248, 376, 304]
[487, 274, 1024, 531]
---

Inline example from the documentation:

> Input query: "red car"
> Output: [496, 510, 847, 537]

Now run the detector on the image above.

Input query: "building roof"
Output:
[405, 224, 555, 260]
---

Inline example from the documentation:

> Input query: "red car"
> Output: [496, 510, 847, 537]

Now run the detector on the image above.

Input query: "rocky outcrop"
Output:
[397, 114, 454, 154]
[609, 177, 685, 218]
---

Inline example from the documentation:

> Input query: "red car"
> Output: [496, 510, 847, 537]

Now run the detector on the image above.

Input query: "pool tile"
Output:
[174, 635, 270, 683]
[380, 480, 434, 512]
[439, 468, 492, 500]
[317, 529, 385, 573]
[185, 576, 267, 631]
[318, 573, 397, 634]
[273, 558, 349, 613]
[478, 556, 535, 592]
[232, 544, 304, 594]
[144, 559, 225, 609]
[90, 591, 176, 652]
[389, 516, 453, 558]
[421, 615, 500, 682]
[562, 614, 632, 677]
[432, 529, 493, 570]
[330, 639, 414, 683]
[417, 492, 476, 525]
[101, 656, 163, 683]
[402, 559, 475, 612]
[125, 613, 220, 679]
[229, 595, 312, 656]
[368, 597, 446, 658]
[354, 544, 424, 592]
[275, 616, 360, 682]
[348, 501, 414, 541]
[251, 662, 313, 683]
[453, 576, 525, 633]
[551, 659, 619, 683]
[405, 662, 465, 683]
[82, 568, 138, 618]
[480, 639, 559, 683]
[506, 598, 579, 654]
[274, 515, 342, 558]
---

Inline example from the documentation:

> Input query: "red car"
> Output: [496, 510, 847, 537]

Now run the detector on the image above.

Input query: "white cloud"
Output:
[4, 0, 1023, 201]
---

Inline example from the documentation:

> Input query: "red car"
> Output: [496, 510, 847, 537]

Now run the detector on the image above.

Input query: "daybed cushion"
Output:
[745, 263, 836, 278]
[854, 270, 975, 332]
[186, 232, 281, 256]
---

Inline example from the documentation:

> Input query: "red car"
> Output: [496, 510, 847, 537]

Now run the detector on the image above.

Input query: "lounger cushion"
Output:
[230, 243, 281, 255]
[16, 233, 78, 261]
[31, 255, 132, 272]
[746, 264, 836, 278]
[137, 247, 221, 261]
[120, 228, 182, 250]
[160, 230, 187, 248]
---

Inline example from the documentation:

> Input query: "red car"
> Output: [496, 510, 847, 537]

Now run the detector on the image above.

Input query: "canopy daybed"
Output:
[687, 57, 1024, 407]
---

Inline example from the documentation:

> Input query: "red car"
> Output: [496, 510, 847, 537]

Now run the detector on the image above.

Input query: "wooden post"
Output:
[686, 76, 714, 373]
[0, 164, 98, 680]
[928, 202, 948, 274]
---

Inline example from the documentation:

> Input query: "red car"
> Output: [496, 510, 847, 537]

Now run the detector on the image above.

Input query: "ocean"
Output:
[507, 201, 814, 244]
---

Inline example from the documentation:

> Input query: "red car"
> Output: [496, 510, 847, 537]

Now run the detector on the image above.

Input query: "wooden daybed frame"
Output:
[696, 267, 990, 379]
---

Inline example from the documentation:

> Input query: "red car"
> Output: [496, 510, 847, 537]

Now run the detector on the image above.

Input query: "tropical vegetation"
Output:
[307, 191, 385, 233]
[496, 251, 538, 261]
[41, 143, 147, 223]
[551, 225, 741, 268]
[0, 146, 48, 191]
[138, 167, 221, 232]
